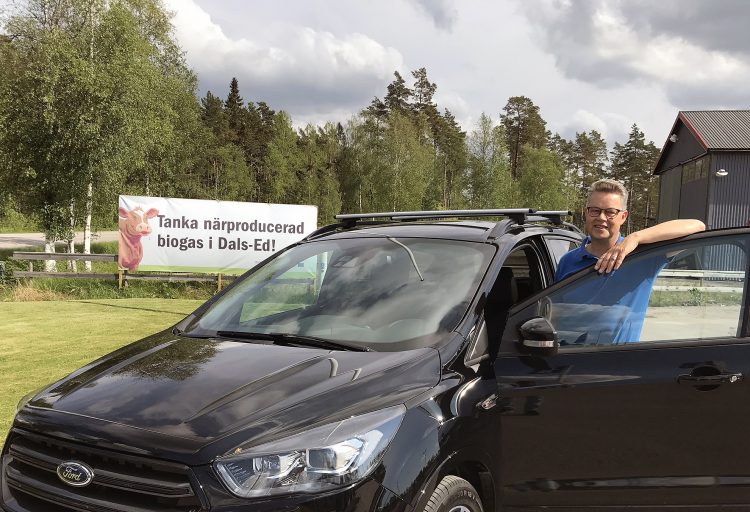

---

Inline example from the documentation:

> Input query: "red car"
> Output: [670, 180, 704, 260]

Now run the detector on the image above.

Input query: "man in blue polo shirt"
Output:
[552, 179, 705, 344]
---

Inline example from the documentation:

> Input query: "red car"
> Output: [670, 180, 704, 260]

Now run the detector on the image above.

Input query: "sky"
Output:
[30, 0, 750, 148]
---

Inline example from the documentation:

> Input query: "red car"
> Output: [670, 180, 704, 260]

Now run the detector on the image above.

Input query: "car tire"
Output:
[423, 475, 483, 512]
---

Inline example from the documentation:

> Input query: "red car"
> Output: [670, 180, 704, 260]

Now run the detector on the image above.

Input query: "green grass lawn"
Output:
[0, 298, 205, 447]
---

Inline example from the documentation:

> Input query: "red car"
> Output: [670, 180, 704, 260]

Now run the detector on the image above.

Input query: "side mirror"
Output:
[519, 317, 559, 356]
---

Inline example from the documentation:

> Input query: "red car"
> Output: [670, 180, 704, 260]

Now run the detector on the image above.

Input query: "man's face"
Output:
[585, 191, 628, 242]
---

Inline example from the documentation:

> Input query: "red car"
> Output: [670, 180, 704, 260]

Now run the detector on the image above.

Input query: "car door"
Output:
[494, 229, 750, 511]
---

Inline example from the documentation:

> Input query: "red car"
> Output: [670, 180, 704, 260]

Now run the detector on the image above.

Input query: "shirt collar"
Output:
[577, 234, 624, 261]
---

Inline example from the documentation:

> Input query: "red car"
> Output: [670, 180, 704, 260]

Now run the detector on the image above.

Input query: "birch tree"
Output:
[467, 114, 513, 208]
[517, 145, 569, 211]
[1, 0, 197, 269]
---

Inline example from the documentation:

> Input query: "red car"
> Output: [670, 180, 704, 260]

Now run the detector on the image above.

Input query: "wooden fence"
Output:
[9, 252, 234, 290]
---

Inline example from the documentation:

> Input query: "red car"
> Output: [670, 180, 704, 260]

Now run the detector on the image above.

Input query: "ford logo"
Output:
[56, 461, 94, 487]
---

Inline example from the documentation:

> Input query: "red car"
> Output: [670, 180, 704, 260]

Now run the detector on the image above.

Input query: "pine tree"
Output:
[197, 143, 252, 202]
[571, 130, 608, 225]
[364, 96, 388, 122]
[411, 67, 437, 117]
[292, 124, 342, 223]
[245, 100, 276, 201]
[609, 124, 660, 233]
[315, 124, 343, 223]
[224, 77, 245, 144]
[500, 96, 548, 179]
[263, 111, 299, 204]
[426, 109, 467, 209]
[383, 71, 412, 113]
[334, 121, 361, 213]
[201, 91, 230, 142]
[574, 130, 608, 193]
[548, 133, 580, 217]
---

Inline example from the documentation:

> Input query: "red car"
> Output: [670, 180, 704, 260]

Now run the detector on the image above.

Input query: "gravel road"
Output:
[0, 231, 119, 250]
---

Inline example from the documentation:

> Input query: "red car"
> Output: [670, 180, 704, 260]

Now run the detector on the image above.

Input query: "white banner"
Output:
[118, 196, 318, 274]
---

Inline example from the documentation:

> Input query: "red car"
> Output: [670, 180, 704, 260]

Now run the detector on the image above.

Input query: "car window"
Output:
[240, 252, 331, 322]
[502, 244, 547, 302]
[484, 244, 547, 344]
[185, 237, 494, 349]
[542, 234, 748, 349]
[545, 236, 581, 269]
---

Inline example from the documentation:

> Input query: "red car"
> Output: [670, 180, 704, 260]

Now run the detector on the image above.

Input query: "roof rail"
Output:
[303, 220, 388, 240]
[486, 210, 577, 239]
[531, 210, 571, 225]
[526, 211, 581, 232]
[335, 208, 536, 227]
[527, 211, 582, 233]
[303, 222, 347, 240]
[319, 208, 578, 239]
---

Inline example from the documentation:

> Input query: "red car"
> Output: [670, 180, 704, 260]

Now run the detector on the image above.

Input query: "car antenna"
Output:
[387, 237, 424, 281]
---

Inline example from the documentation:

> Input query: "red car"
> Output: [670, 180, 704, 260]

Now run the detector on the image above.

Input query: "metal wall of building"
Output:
[659, 122, 706, 171]
[690, 153, 750, 273]
[708, 152, 750, 229]
[657, 166, 681, 222]
[679, 177, 708, 222]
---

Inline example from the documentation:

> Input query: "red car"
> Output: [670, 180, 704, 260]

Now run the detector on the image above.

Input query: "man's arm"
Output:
[595, 219, 706, 273]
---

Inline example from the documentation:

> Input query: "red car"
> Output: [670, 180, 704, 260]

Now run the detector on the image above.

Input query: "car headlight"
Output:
[214, 405, 405, 498]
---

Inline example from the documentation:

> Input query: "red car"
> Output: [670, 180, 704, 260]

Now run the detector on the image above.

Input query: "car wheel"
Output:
[423, 475, 483, 512]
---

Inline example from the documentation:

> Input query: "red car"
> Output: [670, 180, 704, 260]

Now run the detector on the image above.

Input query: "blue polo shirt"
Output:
[554, 235, 623, 282]
[551, 236, 667, 345]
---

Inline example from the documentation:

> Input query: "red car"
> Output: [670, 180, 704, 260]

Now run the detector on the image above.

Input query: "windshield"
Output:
[183, 237, 494, 350]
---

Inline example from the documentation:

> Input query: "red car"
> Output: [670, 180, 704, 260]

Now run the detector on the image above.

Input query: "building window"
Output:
[681, 155, 709, 184]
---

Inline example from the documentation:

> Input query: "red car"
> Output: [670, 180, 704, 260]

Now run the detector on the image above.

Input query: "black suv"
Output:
[4, 209, 750, 512]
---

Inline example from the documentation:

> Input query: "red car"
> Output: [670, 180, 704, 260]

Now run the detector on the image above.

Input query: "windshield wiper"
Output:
[215, 331, 371, 352]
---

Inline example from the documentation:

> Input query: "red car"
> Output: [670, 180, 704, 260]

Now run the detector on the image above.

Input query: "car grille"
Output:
[1, 429, 205, 512]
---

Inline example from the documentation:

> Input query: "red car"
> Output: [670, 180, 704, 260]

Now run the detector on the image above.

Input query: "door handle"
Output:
[677, 372, 743, 385]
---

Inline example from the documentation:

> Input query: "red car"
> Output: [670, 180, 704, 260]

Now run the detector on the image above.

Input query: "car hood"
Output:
[16, 331, 441, 462]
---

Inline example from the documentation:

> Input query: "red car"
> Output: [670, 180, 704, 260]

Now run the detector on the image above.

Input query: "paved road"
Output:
[642, 304, 739, 340]
[0, 231, 119, 250]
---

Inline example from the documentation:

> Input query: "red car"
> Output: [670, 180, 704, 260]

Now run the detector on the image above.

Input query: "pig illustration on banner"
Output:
[118, 206, 159, 271]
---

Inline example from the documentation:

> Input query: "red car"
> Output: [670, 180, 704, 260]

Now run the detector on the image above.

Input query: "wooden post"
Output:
[118, 270, 123, 289]
[217, 273, 223, 292]
[28, 261, 33, 272]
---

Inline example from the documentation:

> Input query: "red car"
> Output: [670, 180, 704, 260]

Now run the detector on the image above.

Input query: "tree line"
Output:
[0, 0, 661, 261]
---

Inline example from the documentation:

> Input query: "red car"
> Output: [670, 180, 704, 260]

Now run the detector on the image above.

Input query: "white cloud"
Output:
[162, 0, 750, 147]
[411, 0, 458, 31]
[566, 110, 608, 136]
[588, 4, 750, 86]
[559, 110, 634, 146]
[165, 0, 405, 115]
[434, 90, 471, 125]
[518, 0, 750, 108]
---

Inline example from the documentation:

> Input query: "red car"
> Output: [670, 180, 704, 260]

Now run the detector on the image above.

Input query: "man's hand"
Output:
[594, 234, 640, 274]
[593, 219, 705, 274]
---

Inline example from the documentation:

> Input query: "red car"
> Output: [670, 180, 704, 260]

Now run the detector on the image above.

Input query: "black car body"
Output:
[3, 209, 750, 512]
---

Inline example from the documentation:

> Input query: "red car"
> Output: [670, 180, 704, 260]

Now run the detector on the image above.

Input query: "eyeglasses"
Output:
[585, 207, 623, 219]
